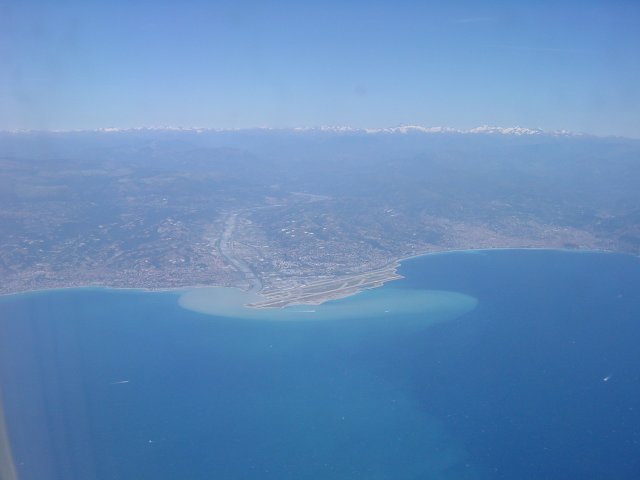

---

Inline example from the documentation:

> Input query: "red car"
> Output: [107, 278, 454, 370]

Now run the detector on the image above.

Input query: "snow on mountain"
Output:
[4, 125, 587, 137]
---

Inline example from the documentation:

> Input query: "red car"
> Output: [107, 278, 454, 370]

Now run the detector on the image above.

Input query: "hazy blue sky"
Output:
[1, 0, 639, 136]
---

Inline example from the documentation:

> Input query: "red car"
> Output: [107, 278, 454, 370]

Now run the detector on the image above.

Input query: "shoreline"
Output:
[400, 246, 623, 263]
[0, 247, 634, 306]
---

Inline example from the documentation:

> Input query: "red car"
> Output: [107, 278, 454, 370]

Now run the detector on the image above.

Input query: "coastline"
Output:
[399, 246, 622, 263]
[0, 247, 632, 308]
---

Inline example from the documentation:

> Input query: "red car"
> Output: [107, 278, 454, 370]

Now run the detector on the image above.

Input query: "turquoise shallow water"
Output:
[179, 285, 477, 322]
[1, 250, 640, 479]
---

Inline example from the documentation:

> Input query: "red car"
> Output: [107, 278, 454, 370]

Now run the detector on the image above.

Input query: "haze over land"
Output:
[1, 127, 638, 301]
[3, 3, 640, 479]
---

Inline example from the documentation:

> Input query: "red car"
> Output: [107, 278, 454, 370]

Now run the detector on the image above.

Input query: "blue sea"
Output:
[1, 250, 639, 479]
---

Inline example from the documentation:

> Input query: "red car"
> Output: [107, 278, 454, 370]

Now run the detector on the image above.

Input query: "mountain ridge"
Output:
[2, 124, 590, 138]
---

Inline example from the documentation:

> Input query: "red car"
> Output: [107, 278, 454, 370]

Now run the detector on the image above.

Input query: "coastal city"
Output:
[0, 129, 638, 306]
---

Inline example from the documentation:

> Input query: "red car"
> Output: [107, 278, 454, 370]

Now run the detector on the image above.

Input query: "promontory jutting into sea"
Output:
[2, 250, 640, 479]
[2, 1, 640, 478]
[0, 127, 638, 302]
[1, 126, 640, 478]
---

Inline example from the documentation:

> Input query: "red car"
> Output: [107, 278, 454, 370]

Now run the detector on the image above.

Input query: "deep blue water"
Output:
[1, 250, 640, 479]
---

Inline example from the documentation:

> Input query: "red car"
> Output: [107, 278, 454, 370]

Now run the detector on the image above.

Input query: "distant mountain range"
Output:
[1, 127, 638, 297]
[3, 125, 592, 137]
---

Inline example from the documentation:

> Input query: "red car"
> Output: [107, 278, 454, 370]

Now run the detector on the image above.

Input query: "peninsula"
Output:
[1, 128, 638, 306]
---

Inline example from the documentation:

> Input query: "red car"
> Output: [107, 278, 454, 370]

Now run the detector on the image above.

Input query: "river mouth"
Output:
[178, 285, 478, 324]
[217, 213, 262, 293]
